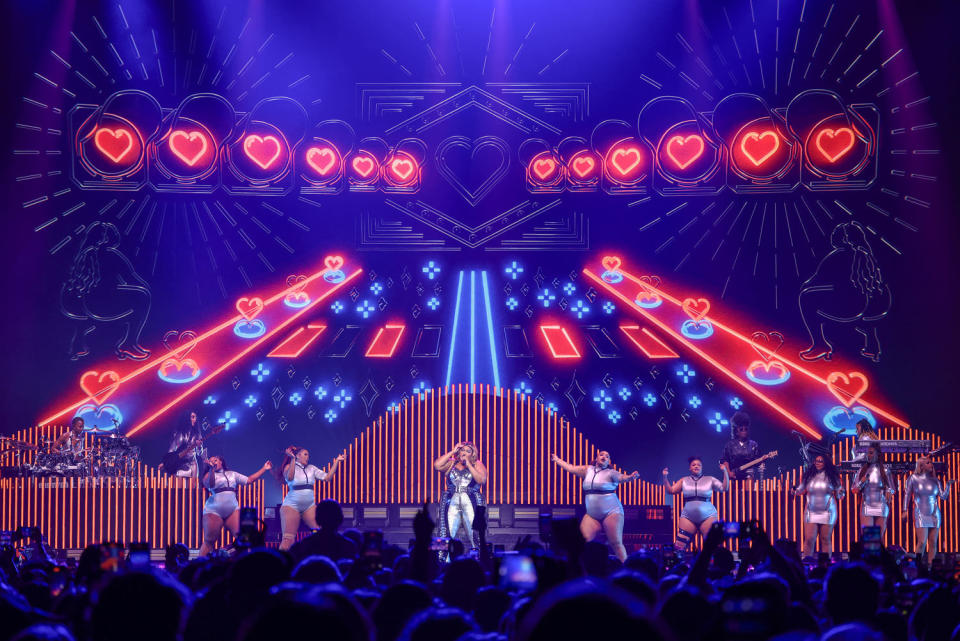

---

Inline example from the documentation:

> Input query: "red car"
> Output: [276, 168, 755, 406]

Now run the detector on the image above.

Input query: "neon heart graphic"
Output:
[159, 358, 200, 378]
[745, 360, 791, 385]
[609, 147, 642, 176]
[750, 331, 785, 363]
[169, 130, 208, 167]
[826, 371, 869, 408]
[740, 130, 780, 167]
[665, 134, 705, 170]
[815, 127, 855, 163]
[389, 157, 416, 182]
[94, 127, 135, 164]
[235, 296, 264, 321]
[601, 256, 621, 272]
[681, 297, 710, 322]
[285, 274, 308, 291]
[243, 134, 282, 170]
[80, 370, 121, 405]
[162, 330, 199, 362]
[570, 155, 595, 178]
[351, 155, 376, 178]
[532, 157, 557, 181]
[639, 275, 662, 289]
[636, 290, 661, 306]
[324, 255, 344, 271]
[306, 146, 338, 176]
[285, 290, 310, 304]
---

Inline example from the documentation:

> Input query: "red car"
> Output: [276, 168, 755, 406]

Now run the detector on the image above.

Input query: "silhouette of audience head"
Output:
[317, 499, 346, 530]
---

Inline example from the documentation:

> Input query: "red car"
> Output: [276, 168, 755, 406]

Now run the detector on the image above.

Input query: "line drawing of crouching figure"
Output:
[60, 222, 152, 361]
[798, 221, 891, 363]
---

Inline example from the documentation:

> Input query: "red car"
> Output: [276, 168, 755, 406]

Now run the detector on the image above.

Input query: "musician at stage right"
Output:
[53, 416, 86, 456]
[792, 452, 844, 559]
[852, 442, 896, 537]
[159, 411, 205, 478]
[719, 412, 762, 480]
[901, 455, 955, 565]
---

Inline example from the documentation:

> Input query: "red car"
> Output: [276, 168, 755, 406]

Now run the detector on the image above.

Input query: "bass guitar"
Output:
[729, 450, 778, 481]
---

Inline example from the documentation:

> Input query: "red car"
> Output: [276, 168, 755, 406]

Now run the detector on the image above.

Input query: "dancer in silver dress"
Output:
[552, 450, 640, 561]
[852, 442, 896, 537]
[792, 453, 844, 558]
[198, 455, 272, 557]
[901, 455, 955, 565]
[663, 456, 730, 551]
[434, 442, 487, 552]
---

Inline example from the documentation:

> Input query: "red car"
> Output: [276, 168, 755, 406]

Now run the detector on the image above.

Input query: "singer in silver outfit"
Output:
[793, 453, 844, 557]
[434, 442, 487, 553]
[663, 456, 730, 551]
[901, 455, 955, 564]
[852, 442, 896, 537]
[552, 450, 639, 562]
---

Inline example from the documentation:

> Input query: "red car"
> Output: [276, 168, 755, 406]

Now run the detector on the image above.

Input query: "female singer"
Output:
[552, 450, 639, 561]
[663, 456, 730, 551]
[198, 455, 272, 557]
[852, 442, 896, 537]
[901, 455, 955, 565]
[278, 446, 344, 551]
[434, 442, 487, 552]
[792, 453, 844, 558]
[852, 419, 880, 461]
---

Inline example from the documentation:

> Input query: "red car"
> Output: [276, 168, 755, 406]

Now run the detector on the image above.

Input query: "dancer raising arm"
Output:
[663, 456, 730, 552]
[551, 450, 640, 562]
[278, 446, 344, 551]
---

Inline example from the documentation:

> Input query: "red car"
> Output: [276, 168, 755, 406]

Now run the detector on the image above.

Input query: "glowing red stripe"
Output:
[267, 324, 328, 358]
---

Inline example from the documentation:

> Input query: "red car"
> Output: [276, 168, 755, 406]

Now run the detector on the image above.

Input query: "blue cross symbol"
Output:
[251, 363, 270, 382]
[244, 395, 257, 407]
[370, 282, 383, 295]
[422, 261, 440, 280]
[603, 301, 615, 314]
[506, 297, 519, 311]
[203, 395, 216, 405]
[356, 300, 375, 319]
[708, 412, 729, 433]
[730, 397, 744, 410]
[643, 393, 657, 407]
[608, 410, 622, 425]
[537, 288, 556, 308]
[675, 364, 696, 384]
[618, 386, 632, 401]
[331, 301, 344, 314]
[689, 395, 703, 409]
[505, 261, 524, 280]
[514, 381, 532, 396]
[593, 389, 613, 410]
[217, 411, 238, 430]
[289, 392, 303, 406]
[333, 390, 352, 409]
[314, 386, 328, 400]
[571, 300, 590, 319]
[324, 409, 338, 423]
[427, 297, 439, 311]
[563, 282, 576, 296]
[412, 381, 428, 399]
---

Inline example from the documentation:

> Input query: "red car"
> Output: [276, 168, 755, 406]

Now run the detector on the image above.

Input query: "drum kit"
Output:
[1, 433, 140, 479]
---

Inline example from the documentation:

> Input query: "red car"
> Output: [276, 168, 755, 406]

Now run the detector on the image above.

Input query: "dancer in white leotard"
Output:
[552, 450, 639, 562]
[278, 446, 344, 551]
[198, 455, 271, 557]
[663, 456, 729, 551]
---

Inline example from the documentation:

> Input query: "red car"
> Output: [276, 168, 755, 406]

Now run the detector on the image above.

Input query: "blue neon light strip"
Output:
[481, 271, 501, 390]
[470, 270, 476, 389]
[445, 271, 465, 387]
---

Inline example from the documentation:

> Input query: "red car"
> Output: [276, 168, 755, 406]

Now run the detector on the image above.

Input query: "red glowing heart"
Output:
[285, 290, 310, 304]
[324, 255, 344, 271]
[815, 127, 855, 163]
[243, 134, 282, 170]
[159, 358, 200, 378]
[285, 274, 308, 291]
[351, 155, 376, 178]
[80, 370, 121, 405]
[665, 134, 705, 170]
[639, 275, 662, 289]
[162, 330, 199, 362]
[746, 360, 789, 381]
[532, 157, 557, 181]
[609, 147, 641, 176]
[306, 146, 338, 176]
[169, 130, 209, 167]
[681, 297, 710, 322]
[740, 130, 780, 167]
[601, 256, 621, 272]
[94, 127, 135, 164]
[636, 290, 661, 305]
[235, 296, 264, 321]
[571, 155, 596, 178]
[749, 331, 785, 363]
[390, 157, 416, 182]
[826, 371, 869, 408]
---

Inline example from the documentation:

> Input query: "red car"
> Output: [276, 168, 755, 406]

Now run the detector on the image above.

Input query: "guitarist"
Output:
[720, 412, 763, 480]
[159, 410, 205, 477]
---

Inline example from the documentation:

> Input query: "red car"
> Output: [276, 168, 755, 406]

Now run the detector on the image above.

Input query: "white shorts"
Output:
[282, 488, 316, 513]
[203, 492, 239, 519]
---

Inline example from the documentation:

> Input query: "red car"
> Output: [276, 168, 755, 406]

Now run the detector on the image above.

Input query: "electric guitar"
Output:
[160, 423, 224, 474]
[729, 451, 778, 480]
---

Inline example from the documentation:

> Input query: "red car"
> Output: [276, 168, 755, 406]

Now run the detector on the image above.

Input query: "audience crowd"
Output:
[2, 499, 960, 641]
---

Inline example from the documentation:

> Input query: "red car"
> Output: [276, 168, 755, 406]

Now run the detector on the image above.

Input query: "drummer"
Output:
[53, 417, 86, 457]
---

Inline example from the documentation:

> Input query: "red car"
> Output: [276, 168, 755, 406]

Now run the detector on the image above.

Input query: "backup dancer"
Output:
[278, 446, 344, 551]
[792, 452, 844, 558]
[552, 450, 640, 562]
[852, 442, 896, 538]
[198, 455, 272, 557]
[663, 456, 730, 551]
[902, 455, 955, 565]
[434, 442, 487, 553]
